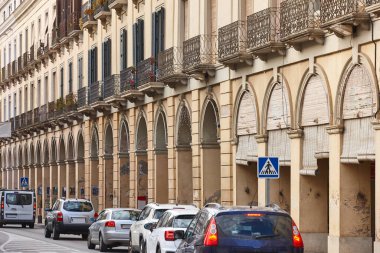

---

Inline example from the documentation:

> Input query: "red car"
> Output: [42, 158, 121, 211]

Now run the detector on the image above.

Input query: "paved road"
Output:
[0, 225, 129, 253]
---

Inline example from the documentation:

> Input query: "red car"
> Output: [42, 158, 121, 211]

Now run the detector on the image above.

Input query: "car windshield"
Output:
[6, 193, 32, 205]
[63, 201, 93, 212]
[153, 209, 169, 219]
[173, 215, 195, 228]
[111, 210, 140, 221]
[216, 212, 292, 240]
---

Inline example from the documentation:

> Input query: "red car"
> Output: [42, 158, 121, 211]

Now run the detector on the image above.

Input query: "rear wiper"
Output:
[254, 234, 280, 239]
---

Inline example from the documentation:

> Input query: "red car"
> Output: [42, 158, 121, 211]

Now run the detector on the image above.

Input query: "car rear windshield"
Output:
[63, 201, 93, 212]
[153, 209, 169, 219]
[111, 210, 140, 221]
[216, 212, 292, 240]
[6, 193, 32, 205]
[173, 215, 195, 228]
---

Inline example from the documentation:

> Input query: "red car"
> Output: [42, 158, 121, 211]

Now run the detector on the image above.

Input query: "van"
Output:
[0, 189, 36, 228]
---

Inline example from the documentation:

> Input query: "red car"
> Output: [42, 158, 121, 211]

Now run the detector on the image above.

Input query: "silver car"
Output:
[87, 208, 141, 252]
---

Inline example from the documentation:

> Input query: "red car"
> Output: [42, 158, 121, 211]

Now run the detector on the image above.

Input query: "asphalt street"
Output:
[0, 225, 129, 253]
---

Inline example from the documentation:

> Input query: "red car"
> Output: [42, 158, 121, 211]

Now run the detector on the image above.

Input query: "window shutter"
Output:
[102, 42, 105, 80]
[108, 39, 111, 77]
[152, 12, 156, 58]
[94, 47, 97, 82]
[160, 7, 165, 52]
[133, 23, 137, 66]
[123, 29, 127, 69]
[140, 19, 144, 62]
[120, 30, 124, 70]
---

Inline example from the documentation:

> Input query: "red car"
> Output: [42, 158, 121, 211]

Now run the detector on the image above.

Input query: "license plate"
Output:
[121, 224, 130, 229]
[71, 217, 85, 224]
[6, 214, 17, 218]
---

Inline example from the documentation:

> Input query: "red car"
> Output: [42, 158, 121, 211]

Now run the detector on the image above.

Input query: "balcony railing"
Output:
[14, 115, 20, 130]
[157, 47, 186, 82]
[17, 56, 22, 74]
[104, 75, 121, 99]
[89, 81, 103, 104]
[59, 21, 68, 40]
[136, 58, 156, 87]
[10, 118, 14, 132]
[78, 87, 89, 108]
[11, 61, 16, 77]
[7, 63, 11, 77]
[321, 0, 368, 26]
[108, 0, 128, 10]
[48, 101, 56, 118]
[26, 110, 33, 126]
[94, 0, 111, 19]
[68, 11, 81, 36]
[30, 45, 35, 63]
[21, 113, 26, 126]
[120, 67, 136, 92]
[40, 104, 47, 123]
[183, 35, 217, 73]
[218, 21, 248, 62]
[23, 52, 28, 68]
[51, 27, 59, 47]
[55, 98, 65, 117]
[247, 8, 283, 53]
[1, 67, 5, 82]
[33, 108, 40, 124]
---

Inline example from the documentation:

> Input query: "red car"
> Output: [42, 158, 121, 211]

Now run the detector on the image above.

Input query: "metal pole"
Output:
[265, 178, 270, 206]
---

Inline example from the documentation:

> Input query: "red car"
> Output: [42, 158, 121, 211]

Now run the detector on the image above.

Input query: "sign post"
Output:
[258, 157, 280, 206]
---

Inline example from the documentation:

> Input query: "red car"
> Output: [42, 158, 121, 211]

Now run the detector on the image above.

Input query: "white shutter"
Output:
[268, 129, 291, 166]
[341, 117, 375, 163]
[237, 91, 257, 135]
[267, 83, 291, 130]
[343, 65, 375, 119]
[236, 134, 258, 165]
[301, 75, 329, 126]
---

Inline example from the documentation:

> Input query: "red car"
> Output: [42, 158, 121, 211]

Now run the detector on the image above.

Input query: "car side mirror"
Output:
[144, 222, 153, 231]
[174, 230, 185, 240]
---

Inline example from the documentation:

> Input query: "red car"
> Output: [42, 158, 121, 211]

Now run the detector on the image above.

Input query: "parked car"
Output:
[44, 198, 97, 240]
[145, 209, 199, 253]
[87, 208, 141, 252]
[174, 204, 304, 253]
[0, 189, 36, 228]
[130, 203, 198, 253]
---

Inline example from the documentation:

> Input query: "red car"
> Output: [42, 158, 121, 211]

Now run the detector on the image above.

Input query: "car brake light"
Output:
[165, 230, 175, 241]
[33, 202, 36, 209]
[105, 221, 116, 227]
[246, 213, 264, 217]
[204, 217, 218, 246]
[1, 201, 3, 209]
[94, 212, 99, 219]
[292, 221, 304, 248]
[57, 211, 63, 222]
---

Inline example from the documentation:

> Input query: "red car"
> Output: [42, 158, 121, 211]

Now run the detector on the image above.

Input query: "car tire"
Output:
[22, 224, 26, 228]
[0, 224, 3, 228]
[29, 223, 34, 229]
[99, 234, 107, 252]
[82, 234, 88, 240]
[140, 240, 147, 253]
[52, 224, 60, 240]
[87, 234, 96, 250]
[156, 246, 161, 253]
[44, 224, 51, 238]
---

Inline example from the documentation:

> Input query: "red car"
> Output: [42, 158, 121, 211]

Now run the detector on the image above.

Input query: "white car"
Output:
[129, 203, 198, 253]
[146, 209, 199, 253]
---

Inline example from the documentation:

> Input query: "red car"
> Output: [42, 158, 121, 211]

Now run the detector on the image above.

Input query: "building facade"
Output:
[1, 0, 380, 252]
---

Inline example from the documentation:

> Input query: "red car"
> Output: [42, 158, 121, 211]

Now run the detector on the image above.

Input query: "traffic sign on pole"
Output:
[258, 157, 280, 179]
[20, 177, 29, 188]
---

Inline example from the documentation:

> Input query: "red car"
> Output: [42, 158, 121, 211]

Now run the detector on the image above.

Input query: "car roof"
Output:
[203, 205, 289, 216]
[163, 209, 199, 216]
[145, 203, 198, 210]
[62, 198, 92, 202]
[104, 208, 141, 212]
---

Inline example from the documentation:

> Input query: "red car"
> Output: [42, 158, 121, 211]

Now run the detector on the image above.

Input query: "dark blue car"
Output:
[174, 204, 304, 253]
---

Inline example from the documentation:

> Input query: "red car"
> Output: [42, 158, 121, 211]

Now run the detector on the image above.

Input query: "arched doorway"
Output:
[58, 137, 66, 198]
[154, 110, 168, 203]
[90, 127, 100, 211]
[50, 139, 58, 201]
[104, 124, 114, 208]
[176, 104, 193, 204]
[201, 99, 221, 204]
[119, 120, 130, 207]
[29, 143, 35, 191]
[43, 140, 50, 211]
[235, 89, 259, 206]
[67, 134, 75, 198]
[136, 114, 148, 209]
[77, 132, 85, 199]
[36, 142, 43, 215]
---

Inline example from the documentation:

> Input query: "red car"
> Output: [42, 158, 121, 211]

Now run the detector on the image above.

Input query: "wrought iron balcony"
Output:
[247, 8, 285, 60]
[280, 0, 325, 49]
[68, 11, 81, 37]
[14, 115, 20, 130]
[55, 98, 65, 118]
[120, 67, 144, 102]
[218, 21, 252, 67]
[20, 113, 26, 127]
[33, 107, 40, 125]
[94, 1, 111, 21]
[183, 35, 217, 79]
[39, 104, 48, 123]
[26, 110, 33, 126]
[10, 61, 16, 80]
[17, 56, 22, 76]
[1, 67, 7, 84]
[48, 101, 56, 119]
[104, 74, 126, 107]
[59, 21, 69, 44]
[321, 0, 369, 37]
[7, 63, 11, 79]
[51, 27, 60, 51]
[82, 3, 97, 31]
[10, 118, 15, 133]
[29, 45, 35, 65]
[65, 93, 78, 114]
[22, 52, 28, 69]
[157, 47, 188, 88]
[89, 81, 110, 112]
[366, 0, 380, 15]
[136, 57, 164, 97]
[108, 0, 128, 11]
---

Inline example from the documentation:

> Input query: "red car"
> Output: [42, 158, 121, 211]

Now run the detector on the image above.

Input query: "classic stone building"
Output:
[1, 0, 380, 252]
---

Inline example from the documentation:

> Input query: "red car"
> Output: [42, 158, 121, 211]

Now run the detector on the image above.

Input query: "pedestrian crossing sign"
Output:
[258, 157, 280, 179]
[20, 177, 29, 188]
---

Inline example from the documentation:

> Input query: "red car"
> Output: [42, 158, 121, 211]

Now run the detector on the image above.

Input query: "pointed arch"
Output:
[176, 100, 192, 147]
[136, 111, 148, 151]
[119, 119, 130, 153]
[201, 97, 220, 144]
[154, 106, 168, 150]
[91, 126, 99, 157]
[77, 130, 85, 160]
[43, 140, 49, 165]
[51, 138, 57, 162]
[36, 141, 42, 165]
[23, 144, 27, 167]
[104, 123, 114, 155]
[29, 142, 35, 165]
[18, 145, 22, 167]
[67, 133, 75, 160]
[58, 136, 66, 162]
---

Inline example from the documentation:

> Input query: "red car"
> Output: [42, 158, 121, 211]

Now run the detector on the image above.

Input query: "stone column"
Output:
[167, 97, 176, 204]
[191, 90, 201, 207]
[373, 122, 380, 253]
[112, 112, 120, 208]
[147, 103, 154, 203]
[84, 120, 91, 200]
[66, 160, 76, 198]
[42, 163, 50, 219]
[76, 160, 85, 199]
[128, 109, 137, 208]
[255, 135, 268, 206]
[57, 161, 66, 198]
[49, 162, 58, 206]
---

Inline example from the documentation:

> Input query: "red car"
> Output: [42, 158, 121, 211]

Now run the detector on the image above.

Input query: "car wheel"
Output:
[44, 224, 51, 238]
[99, 234, 108, 252]
[22, 224, 26, 228]
[0, 224, 3, 228]
[29, 223, 34, 229]
[156, 246, 161, 253]
[140, 240, 147, 253]
[87, 234, 96, 250]
[52, 224, 60, 240]
[82, 234, 88, 240]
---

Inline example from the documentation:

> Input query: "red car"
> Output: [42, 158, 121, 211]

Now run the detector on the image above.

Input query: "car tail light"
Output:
[94, 212, 99, 219]
[292, 221, 304, 248]
[164, 230, 175, 241]
[57, 211, 63, 222]
[204, 217, 218, 246]
[105, 221, 116, 228]
[246, 213, 264, 217]
[33, 202, 36, 209]
[0, 201, 3, 209]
